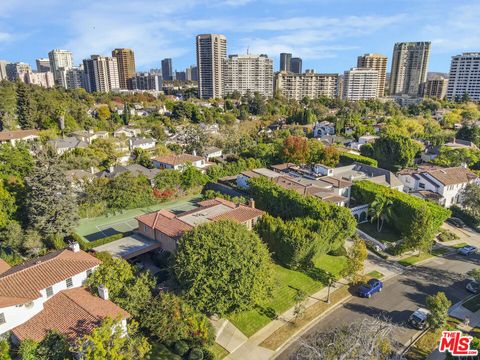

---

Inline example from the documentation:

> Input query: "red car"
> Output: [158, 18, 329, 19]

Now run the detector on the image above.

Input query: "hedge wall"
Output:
[339, 152, 378, 167]
[248, 177, 356, 265]
[71, 231, 133, 251]
[352, 180, 451, 250]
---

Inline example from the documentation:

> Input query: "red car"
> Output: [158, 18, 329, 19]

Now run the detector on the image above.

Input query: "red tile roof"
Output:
[198, 198, 236, 208]
[12, 288, 129, 342]
[137, 210, 193, 238]
[152, 154, 203, 166]
[210, 206, 264, 223]
[0, 130, 39, 142]
[0, 249, 101, 307]
[0, 259, 10, 275]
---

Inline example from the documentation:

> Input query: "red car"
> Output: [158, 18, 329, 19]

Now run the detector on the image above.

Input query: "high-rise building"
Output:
[186, 65, 198, 81]
[223, 54, 274, 98]
[423, 77, 448, 99]
[280, 53, 292, 72]
[130, 72, 162, 91]
[83, 55, 120, 93]
[36, 58, 51, 72]
[20, 71, 55, 88]
[0, 61, 7, 81]
[389, 42, 431, 96]
[175, 71, 186, 81]
[48, 49, 74, 86]
[161, 58, 173, 81]
[342, 68, 379, 101]
[58, 67, 85, 90]
[357, 53, 387, 97]
[447, 53, 480, 101]
[291, 57, 302, 74]
[196, 34, 227, 99]
[275, 70, 338, 100]
[6, 62, 32, 81]
[111, 48, 136, 90]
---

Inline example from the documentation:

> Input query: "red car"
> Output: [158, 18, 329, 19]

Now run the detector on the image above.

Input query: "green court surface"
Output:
[75, 195, 202, 242]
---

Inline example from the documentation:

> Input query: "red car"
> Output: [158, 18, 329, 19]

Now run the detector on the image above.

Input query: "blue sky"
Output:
[0, 0, 478, 73]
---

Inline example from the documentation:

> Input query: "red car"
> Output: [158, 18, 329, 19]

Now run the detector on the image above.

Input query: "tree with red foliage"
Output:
[282, 136, 310, 164]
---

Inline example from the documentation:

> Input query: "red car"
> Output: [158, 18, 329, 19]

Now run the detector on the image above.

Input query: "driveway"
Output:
[441, 222, 480, 247]
[275, 252, 480, 359]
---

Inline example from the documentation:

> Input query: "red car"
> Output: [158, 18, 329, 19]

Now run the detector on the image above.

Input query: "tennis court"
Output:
[75, 195, 202, 242]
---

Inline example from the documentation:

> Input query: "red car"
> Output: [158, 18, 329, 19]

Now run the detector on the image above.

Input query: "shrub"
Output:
[437, 228, 459, 242]
[150, 251, 172, 269]
[352, 181, 450, 252]
[188, 348, 204, 360]
[202, 348, 215, 360]
[339, 152, 378, 167]
[174, 341, 190, 356]
[70, 231, 133, 251]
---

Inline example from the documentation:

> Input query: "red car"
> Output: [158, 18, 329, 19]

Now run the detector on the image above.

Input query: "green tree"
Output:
[0, 339, 11, 360]
[368, 195, 393, 232]
[174, 220, 273, 315]
[86, 256, 155, 318]
[154, 169, 182, 191]
[132, 148, 153, 168]
[180, 165, 208, 190]
[461, 183, 480, 217]
[0, 220, 23, 251]
[457, 126, 480, 147]
[35, 331, 70, 360]
[74, 318, 151, 360]
[25, 148, 78, 239]
[17, 339, 38, 360]
[342, 237, 368, 284]
[184, 124, 208, 155]
[0, 143, 34, 179]
[123, 103, 130, 125]
[0, 180, 16, 228]
[96, 105, 111, 122]
[282, 136, 310, 164]
[108, 173, 156, 210]
[141, 292, 214, 345]
[426, 292, 451, 329]
[16, 83, 36, 129]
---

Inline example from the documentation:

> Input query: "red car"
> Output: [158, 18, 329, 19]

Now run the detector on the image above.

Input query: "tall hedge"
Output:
[352, 181, 451, 250]
[339, 152, 378, 167]
[248, 177, 356, 264]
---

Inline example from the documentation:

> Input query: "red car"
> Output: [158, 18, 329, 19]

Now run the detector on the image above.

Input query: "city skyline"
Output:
[0, 0, 479, 73]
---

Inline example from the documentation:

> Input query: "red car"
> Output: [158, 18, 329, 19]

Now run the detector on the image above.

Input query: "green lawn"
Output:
[209, 343, 229, 360]
[358, 222, 402, 243]
[367, 270, 384, 279]
[398, 252, 433, 266]
[75, 194, 202, 241]
[312, 254, 348, 277]
[228, 264, 324, 337]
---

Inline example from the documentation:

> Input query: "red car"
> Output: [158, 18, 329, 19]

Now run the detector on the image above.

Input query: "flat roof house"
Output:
[0, 244, 128, 345]
[137, 198, 264, 252]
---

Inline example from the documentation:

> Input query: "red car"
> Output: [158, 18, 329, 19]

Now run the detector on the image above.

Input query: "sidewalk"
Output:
[223, 253, 404, 360]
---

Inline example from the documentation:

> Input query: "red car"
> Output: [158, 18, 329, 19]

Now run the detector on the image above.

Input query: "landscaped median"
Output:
[398, 242, 470, 267]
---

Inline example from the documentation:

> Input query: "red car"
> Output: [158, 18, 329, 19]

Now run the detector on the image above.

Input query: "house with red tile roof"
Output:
[0, 130, 39, 146]
[137, 197, 264, 252]
[0, 243, 128, 345]
[152, 153, 207, 171]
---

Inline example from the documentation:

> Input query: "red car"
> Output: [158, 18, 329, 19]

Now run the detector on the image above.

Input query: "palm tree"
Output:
[368, 195, 393, 232]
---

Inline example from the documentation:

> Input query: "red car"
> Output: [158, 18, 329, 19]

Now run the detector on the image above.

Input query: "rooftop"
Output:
[12, 287, 129, 342]
[153, 153, 204, 166]
[0, 129, 39, 142]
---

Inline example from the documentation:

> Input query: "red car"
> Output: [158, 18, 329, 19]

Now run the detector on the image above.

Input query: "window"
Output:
[144, 225, 148, 233]
[66, 278, 73, 288]
[419, 183, 425, 189]
[46, 286, 53, 297]
[0, 313, 5, 325]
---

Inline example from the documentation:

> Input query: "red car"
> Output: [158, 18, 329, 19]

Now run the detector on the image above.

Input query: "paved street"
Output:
[276, 252, 480, 359]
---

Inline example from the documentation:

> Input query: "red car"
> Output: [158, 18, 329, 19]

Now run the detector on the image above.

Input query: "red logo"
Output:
[438, 331, 478, 356]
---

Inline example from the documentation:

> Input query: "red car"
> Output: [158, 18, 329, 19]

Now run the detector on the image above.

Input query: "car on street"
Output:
[458, 245, 477, 256]
[466, 280, 479, 294]
[447, 217, 466, 228]
[358, 278, 383, 298]
[408, 308, 430, 330]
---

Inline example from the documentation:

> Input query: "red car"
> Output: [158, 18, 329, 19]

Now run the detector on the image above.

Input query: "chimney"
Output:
[69, 242, 80, 253]
[90, 166, 95, 174]
[98, 285, 109, 300]
[249, 198, 255, 208]
[109, 165, 114, 173]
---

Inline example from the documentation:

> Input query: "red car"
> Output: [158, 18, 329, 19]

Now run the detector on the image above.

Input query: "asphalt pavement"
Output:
[276, 252, 480, 360]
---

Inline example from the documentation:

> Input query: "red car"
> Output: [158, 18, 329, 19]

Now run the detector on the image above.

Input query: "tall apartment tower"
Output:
[48, 49, 74, 86]
[223, 54, 274, 98]
[83, 55, 120, 93]
[196, 34, 227, 99]
[112, 48, 136, 89]
[357, 53, 387, 97]
[291, 58, 302, 74]
[389, 42, 430, 96]
[280, 53, 292, 72]
[36, 58, 51, 72]
[447, 53, 480, 101]
[161, 58, 173, 81]
[342, 68, 379, 101]
[423, 77, 448, 99]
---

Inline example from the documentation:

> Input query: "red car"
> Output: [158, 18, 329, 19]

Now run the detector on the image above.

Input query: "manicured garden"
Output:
[312, 254, 348, 277]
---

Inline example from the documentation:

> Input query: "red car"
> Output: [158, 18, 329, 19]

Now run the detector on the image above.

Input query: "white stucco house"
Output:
[129, 137, 156, 151]
[0, 130, 40, 146]
[203, 147, 223, 161]
[313, 121, 335, 138]
[398, 165, 478, 207]
[0, 243, 128, 345]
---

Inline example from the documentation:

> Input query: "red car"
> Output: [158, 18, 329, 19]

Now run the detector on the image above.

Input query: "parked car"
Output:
[358, 278, 383, 298]
[447, 217, 466, 228]
[408, 308, 430, 330]
[466, 280, 479, 294]
[458, 245, 477, 256]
